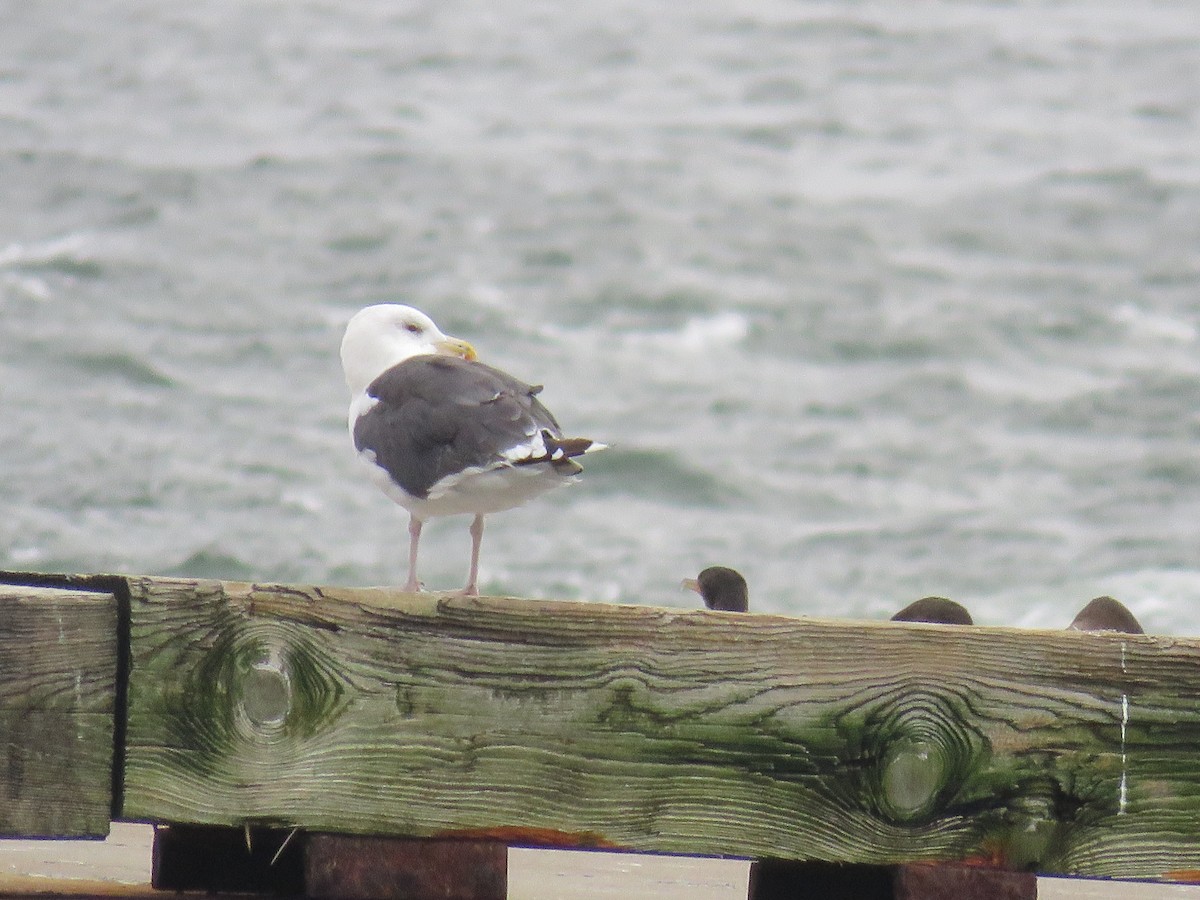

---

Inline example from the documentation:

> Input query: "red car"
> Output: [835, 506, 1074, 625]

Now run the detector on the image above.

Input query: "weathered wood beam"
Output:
[115, 575, 1200, 880]
[0, 584, 117, 837]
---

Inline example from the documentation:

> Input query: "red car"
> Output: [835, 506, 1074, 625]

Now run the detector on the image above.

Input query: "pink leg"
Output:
[462, 514, 484, 596]
[404, 516, 423, 592]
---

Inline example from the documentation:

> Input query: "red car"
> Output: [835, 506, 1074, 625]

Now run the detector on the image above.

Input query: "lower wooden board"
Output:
[0, 823, 153, 896]
[117, 576, 1200, 878]
[0, 827, 751, 899]
[0, 584, 117, 837]
[507, 848, 749, 900]
[3, 829, 1200, 899]
[1038, 879, 1200, 899]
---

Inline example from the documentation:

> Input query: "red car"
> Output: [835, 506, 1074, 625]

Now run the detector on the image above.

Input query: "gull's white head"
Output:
[340, 304, 477, 395]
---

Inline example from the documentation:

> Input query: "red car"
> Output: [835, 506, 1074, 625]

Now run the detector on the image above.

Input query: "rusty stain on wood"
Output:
[433, 825, 616, 848]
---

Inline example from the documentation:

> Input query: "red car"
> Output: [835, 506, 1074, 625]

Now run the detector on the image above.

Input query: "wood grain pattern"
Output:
[0, 584, 117, 837]
[119, 576, 1200, 878]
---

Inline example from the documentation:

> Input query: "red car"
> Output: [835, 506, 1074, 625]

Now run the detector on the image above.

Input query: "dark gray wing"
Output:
[353, 355, 564, 499]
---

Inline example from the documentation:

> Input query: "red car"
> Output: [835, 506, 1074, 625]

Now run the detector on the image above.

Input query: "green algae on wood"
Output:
[0, 584, 117, 837]
[117, 576, 1200, 879]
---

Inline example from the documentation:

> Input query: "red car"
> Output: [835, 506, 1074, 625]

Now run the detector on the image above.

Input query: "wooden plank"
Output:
[0, 584, 117, 837]
[119, 576, 1200, 879]
[507, 848, 749, 900]
[0, 823, 153, 896]
[10, 825, 1200, 900]
[1, 824, 751, 900]
[1038, 877, 1200, 898]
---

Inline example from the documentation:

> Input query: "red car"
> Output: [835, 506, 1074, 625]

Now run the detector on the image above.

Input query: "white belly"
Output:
[358, 450, 574, 520]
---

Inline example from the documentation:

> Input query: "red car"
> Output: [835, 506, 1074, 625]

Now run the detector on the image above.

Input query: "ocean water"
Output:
[2, 1, 1199, 632]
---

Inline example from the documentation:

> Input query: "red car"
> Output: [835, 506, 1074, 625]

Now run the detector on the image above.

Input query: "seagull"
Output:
[682, 566, 749, 612]
[340, 304, 602, 595]
[1067, 596, 1144, 634]
[890, 597, 974, 625]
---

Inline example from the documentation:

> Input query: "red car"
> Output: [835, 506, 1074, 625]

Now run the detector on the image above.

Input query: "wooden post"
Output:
[894, 864, 1036, 899]
[113, 575, 1200, 880]
[305, 835, 506, 900]
[0, 583, 117, 837]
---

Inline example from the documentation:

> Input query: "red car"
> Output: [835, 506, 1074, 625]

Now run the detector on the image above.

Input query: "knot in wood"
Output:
[163, 621, 348, 772]
[856, 687, 983, 825]
[881, 739, 946, 821]
[240, 655, 292, 730]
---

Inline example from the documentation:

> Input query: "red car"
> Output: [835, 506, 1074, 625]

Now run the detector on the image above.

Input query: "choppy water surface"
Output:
[2, 1, 1199, 631]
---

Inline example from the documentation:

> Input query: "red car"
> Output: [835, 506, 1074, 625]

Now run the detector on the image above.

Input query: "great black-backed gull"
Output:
[682, 566, 749, 612]
[340, 304, 602, 595]
[1067, 596, 1143, 634]
[890, 597, 973, 625]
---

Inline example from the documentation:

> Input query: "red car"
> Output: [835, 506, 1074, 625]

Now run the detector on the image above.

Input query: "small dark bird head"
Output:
[1068, 596, 1144, 634]
[890, 597, 973, 626]
[682, 566, 749, 612]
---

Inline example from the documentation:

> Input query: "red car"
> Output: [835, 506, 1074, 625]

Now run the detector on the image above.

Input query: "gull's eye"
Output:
[403, 321, 422, 334]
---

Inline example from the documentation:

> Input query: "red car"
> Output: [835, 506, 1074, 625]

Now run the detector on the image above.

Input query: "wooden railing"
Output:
[3, 571, 1200, 898]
